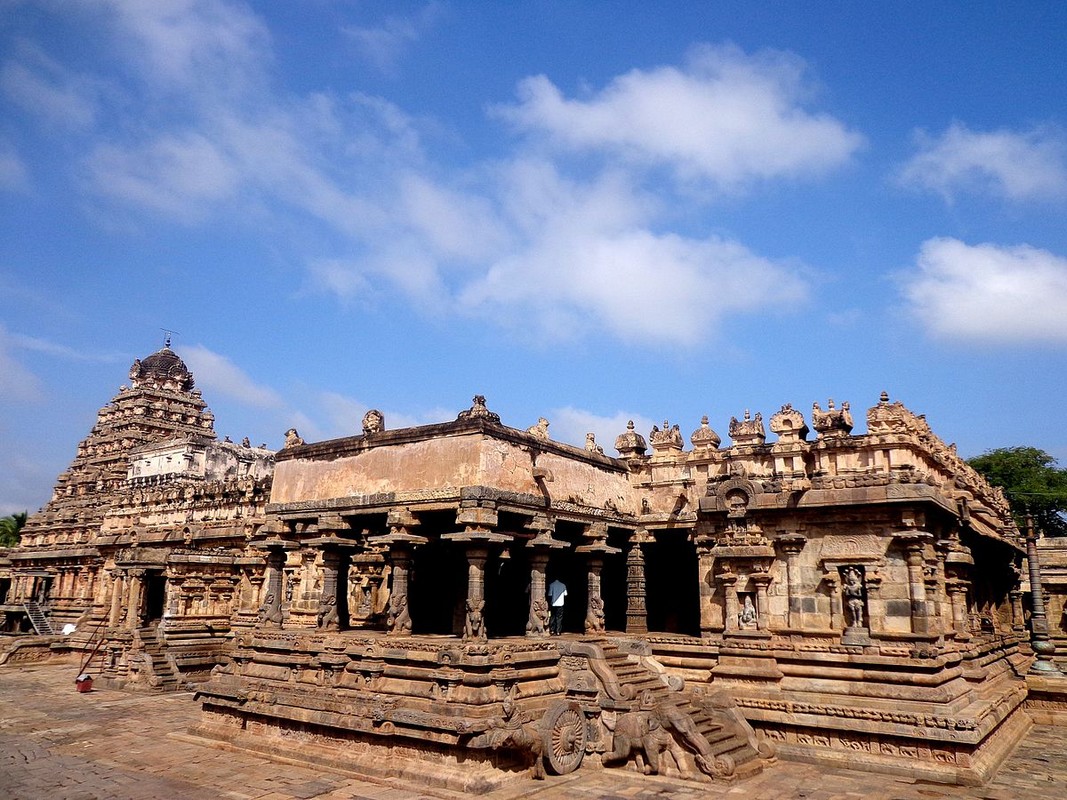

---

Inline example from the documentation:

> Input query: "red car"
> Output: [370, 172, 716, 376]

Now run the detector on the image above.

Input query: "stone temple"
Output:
[2, 344, 1066, 791]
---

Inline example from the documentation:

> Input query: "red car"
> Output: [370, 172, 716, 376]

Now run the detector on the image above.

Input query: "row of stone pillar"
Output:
[253, 525, 639, 641]
[107, 568, 147, 629]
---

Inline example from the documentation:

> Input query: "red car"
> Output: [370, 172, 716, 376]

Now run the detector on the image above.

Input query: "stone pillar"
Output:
[305, 535, 357, 632]
[388, 547, 414, 635]
[752, 572, 772, 631]
[525, 525, 566, 638]
[318, 549, 341, 630]
[924, 568, 943, 636]
[695, 539, 718, 637]
[575, 532, 618, 636]
[165, 577, 183, 618]
[825, 572, 842, 631]
[585, 553, 605, 634]
[1025, 516, 1062, 674]
[527, 550, 550, 636]
[896, 533, 933, 635]
[907, 546, 928, 633]
[126, 569, 145, 629]
[778, 534, 806, 629]
[1010, 588, 1025, 633]
[259, 548, 287, 627]
[371, 516, 428, 636]
[108, 570, 125, 627]
[720, 571, 739, 632]
[625, 534, 648, 634]
[463, 545, 489, 641]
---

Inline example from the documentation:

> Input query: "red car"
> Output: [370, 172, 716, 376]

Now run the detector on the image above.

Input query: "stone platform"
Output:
[3, 659, 1067, 800]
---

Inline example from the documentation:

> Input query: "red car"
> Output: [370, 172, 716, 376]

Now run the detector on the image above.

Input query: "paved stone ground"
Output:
[3, 659, 1066, 800]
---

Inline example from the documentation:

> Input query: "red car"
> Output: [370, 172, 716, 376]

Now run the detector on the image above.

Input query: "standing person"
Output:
[547, 578, 567, 636]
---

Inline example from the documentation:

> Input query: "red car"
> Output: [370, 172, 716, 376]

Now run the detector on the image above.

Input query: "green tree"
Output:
[0, 511, 28, 547]
[968, 447, 1067, 536]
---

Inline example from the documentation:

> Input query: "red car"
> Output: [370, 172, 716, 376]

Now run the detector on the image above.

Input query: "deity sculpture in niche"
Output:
[842, 566, 866, 629]
[739, 593, 758, 629]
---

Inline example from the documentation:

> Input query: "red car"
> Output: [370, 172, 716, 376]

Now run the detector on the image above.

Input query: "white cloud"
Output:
[0, 324, 45, 403]
[459, 160, 808, 345]
[496, 43, 863, 188]
[9, 333, 126, 363]
[0, 141, 28, 190]
[17, 3, 822, 350]
[1, 42, 101, 129]
[899, 122, 1067, 201]
[0, 449, 53, 515]
[86, 133, 241, 220]
[548, 407, 658, 455]
[903, 238, 1067, 343]
[181, 345, 285, 408]
[102, 0, 270, 98]
[317, 391, 427, 437]
[342, 3, 443, 73]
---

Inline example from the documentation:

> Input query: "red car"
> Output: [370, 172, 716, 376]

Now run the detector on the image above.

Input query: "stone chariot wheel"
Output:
[541, 701, 587, 775]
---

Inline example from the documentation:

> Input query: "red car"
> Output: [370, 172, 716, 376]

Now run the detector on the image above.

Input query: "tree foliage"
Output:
[0, 511, 28, 547]
[968, 447, 1067, 536]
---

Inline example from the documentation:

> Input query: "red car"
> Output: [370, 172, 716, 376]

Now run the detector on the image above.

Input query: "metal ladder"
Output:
[23, 600, 56, 635]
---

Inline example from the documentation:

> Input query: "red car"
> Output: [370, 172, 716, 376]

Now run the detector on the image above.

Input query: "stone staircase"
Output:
[134, 626, 182, 691]
[23, 601, 55, 636]
[594, 638, 769, 782]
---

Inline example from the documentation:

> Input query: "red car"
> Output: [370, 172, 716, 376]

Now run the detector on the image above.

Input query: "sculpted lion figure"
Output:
[527, 417, 550, 439]
[362, 409, 385, 435]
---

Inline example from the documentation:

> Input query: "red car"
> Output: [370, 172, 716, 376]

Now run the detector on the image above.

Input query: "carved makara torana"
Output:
[2, 350, 1044, 790]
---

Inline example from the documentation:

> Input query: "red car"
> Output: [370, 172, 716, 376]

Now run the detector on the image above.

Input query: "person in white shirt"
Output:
[547, 579, 567, 635]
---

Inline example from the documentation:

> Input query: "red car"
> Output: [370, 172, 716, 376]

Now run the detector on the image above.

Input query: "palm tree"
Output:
[0, 511, 27, 547]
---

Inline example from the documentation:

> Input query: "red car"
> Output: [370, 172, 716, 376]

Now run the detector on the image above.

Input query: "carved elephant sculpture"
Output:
[602, 708, 687, 775]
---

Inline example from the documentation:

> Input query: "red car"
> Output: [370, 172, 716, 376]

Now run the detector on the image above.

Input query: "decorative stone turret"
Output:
[649, 420, 684, 454]
[811, 399, 853, 438]
[867, 391, 910, 435]
[728, 410, 765, 446]
[769, 404, 809, 443]
[690, 416, 721, 451]
[614, 420, 647, 458]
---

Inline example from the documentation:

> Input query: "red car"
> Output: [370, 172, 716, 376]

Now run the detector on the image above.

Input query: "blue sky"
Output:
[2, 1, 1067, 515]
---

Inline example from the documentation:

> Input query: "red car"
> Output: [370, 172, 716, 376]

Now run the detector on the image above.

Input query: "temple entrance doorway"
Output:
[484, 541, 531, 638]
[546, 521, 588, 635]
[32, 575, 52, 605]
[644, 531, 700, 636]
[144, 572, 166, 623]
[409, 539, 467, 636]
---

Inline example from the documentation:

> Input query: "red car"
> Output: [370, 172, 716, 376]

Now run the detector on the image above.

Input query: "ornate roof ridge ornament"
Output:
[129, 345, 195, 392]
[690, 415, 721, 450]
[812, 399, 853, 438]
[769, 403, 809, 443]
[649, 419, 684, 453]
[362, 409, 385, 435]
[729, 409, 766, 446]
[457, 394, 501, 424]
[614, 420, 647, 458]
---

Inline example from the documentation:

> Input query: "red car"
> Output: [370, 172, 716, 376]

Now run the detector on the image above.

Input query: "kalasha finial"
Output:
[161, 327, 180, 349]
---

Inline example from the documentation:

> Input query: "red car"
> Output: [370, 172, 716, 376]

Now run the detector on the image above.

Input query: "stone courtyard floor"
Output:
[2, 659, 1067, 800]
